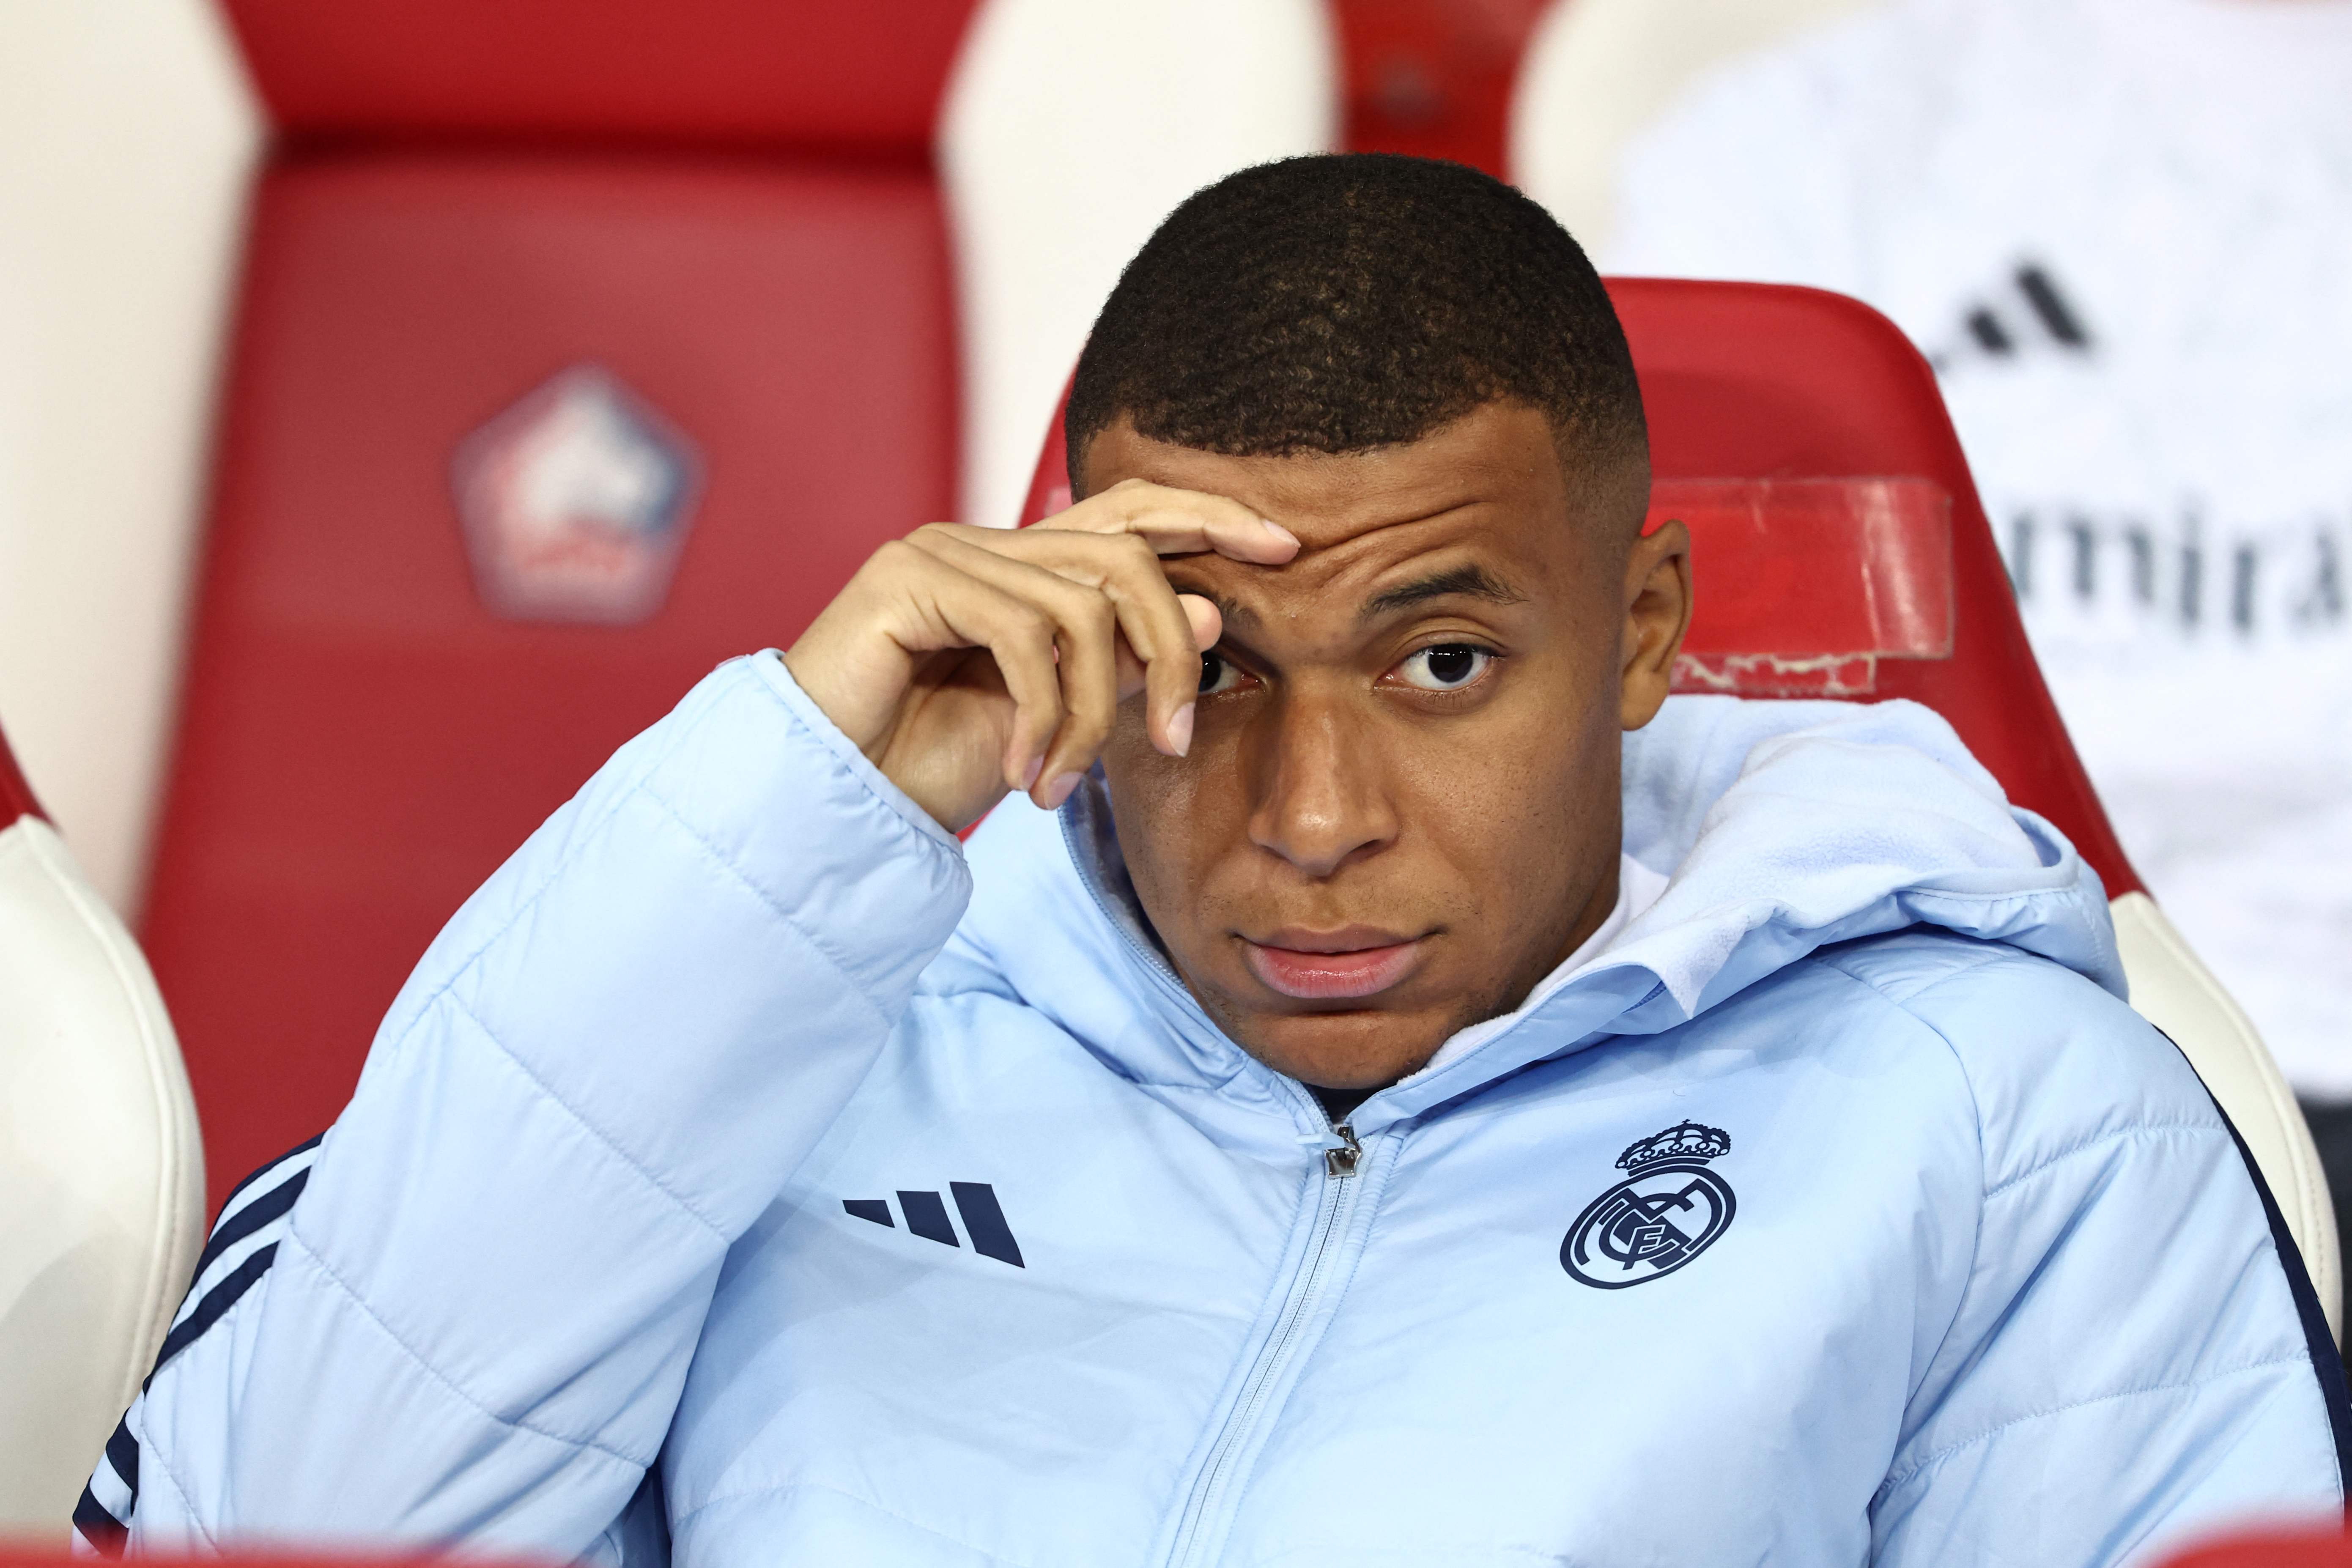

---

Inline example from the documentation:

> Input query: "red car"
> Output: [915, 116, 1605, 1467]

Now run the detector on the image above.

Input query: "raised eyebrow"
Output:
[1359, 564, 1528, 620]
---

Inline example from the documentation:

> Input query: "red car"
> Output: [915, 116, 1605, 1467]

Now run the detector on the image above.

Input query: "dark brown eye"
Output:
[1198, 652, 1244, 695]
[1398, 645, 1491, 691]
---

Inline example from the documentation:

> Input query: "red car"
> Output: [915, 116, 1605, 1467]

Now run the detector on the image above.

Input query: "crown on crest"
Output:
[1616, 1121, 1731, 1172]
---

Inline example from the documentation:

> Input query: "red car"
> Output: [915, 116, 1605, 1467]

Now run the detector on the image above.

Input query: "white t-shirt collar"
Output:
[1413, 853, 1671, 1080]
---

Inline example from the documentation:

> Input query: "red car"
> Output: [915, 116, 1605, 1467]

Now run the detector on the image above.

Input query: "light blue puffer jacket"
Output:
[83, 651, 2348, 1567]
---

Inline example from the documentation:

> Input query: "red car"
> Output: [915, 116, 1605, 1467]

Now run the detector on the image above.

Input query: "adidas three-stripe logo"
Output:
[844, 1182, 1024, 1267]
[74, 1132, 323, 1558]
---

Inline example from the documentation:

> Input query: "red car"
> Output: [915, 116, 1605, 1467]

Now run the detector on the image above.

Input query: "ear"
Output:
[1619, 516, 1692, 731]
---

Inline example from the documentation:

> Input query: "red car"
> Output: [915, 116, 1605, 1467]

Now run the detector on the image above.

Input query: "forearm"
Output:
[113, 654, 969, 1553]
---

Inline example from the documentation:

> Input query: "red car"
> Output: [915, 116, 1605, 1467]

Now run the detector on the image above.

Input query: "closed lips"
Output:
[1242, 930, 1425, 1001]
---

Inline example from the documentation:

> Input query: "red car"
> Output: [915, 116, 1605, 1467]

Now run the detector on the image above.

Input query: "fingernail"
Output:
[1260, 518, 1300, 547]
[1042, 771, 1084, 809]
[1018, 754, 1043, 791]
[1166, 702, 1195, 757]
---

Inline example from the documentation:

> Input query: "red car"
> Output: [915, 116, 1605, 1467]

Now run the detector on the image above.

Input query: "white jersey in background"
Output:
[1603, 0, 2352, 1095]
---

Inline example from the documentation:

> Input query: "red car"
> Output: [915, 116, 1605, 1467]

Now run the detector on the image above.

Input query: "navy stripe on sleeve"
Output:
[153, 1243, 277, 1374]
[102, 1418, 139, 1507]
[2163, 1033, 2352, 1498]
[188, 1165, 309, 1285]
[142, 1132, 325, 1387]
[73, 1485, 126, 1558]
[77, 1134, 327, 1551]
[2219, 1111, 2352, 1495]
[211, 1130, 323, 1218]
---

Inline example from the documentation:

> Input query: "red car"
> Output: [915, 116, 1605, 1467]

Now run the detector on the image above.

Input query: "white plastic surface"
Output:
[0, 815, 204, 1538]
[2112, 890, 2340, 1343]
[939, 0, 1338, 532]
[0, 0, 261, 916]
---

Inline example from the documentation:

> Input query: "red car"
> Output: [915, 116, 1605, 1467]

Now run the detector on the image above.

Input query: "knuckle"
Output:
[1062, 688, 1114, 736]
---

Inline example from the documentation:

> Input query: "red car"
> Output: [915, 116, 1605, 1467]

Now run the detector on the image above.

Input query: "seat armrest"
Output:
[0, 816, 205, 1536]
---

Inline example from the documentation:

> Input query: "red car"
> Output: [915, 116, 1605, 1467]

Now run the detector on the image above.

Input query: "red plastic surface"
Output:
[1019, 278, 2139, 899]
[2158, 1529, 2352, 1568]
[1659, 477, 1954, 697]
[143, 152, 957, 1205]
[1610, 278, 2139, 897]
[219, 0, 981, 155]
[1330, 0, 1556, 175]
[0, 720, 42, 827]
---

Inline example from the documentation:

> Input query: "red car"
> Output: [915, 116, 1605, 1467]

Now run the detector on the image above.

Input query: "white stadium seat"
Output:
[0, 733, 203, 1538]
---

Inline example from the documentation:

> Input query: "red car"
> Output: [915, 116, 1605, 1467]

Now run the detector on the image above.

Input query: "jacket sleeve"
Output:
[74, 652, 970, 1560]
[1866, 950, 2349, 1567]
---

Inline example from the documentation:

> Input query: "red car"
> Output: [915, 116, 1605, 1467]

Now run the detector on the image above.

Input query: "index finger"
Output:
[1039, 479, 1301, 565]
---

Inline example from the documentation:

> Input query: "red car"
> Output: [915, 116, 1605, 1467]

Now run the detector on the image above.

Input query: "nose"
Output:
[1244, 686, 1399, 879]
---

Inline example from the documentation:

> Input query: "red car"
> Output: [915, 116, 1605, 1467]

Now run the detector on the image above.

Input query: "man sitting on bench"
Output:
[83, 154, 2345, 1568]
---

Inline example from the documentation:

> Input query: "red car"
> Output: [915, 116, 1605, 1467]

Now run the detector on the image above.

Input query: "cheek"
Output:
[1101, 713, 1215, 911]
[1102, 706, 1274, 981]
[1396, 677, 1622, 888]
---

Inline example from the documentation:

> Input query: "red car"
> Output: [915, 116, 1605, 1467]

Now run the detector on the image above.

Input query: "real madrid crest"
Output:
[1560, 1121, 1735, 1289]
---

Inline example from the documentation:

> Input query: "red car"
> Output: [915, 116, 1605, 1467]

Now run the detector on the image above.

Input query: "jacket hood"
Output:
[950, 695, 2120, 1138]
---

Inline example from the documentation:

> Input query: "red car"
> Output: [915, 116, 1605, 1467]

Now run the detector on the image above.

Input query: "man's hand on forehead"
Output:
[782, 480, 1298, 834]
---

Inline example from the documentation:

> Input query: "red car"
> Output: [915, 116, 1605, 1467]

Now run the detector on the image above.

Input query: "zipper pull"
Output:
[1324, 1124, 1362, 1179]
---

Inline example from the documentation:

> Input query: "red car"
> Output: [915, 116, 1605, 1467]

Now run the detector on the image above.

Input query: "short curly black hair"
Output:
[1067, 153, 1646, 498]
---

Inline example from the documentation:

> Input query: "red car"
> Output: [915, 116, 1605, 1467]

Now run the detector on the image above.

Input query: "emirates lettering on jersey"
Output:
[2003, 507, 2347, 639]
[1924, 260, 2349, 644]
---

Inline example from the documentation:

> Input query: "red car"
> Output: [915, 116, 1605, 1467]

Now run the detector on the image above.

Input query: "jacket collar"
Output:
[954, 695, 2121, 1138]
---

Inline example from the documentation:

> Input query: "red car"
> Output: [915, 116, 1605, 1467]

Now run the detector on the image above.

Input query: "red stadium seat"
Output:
[1018, 277, 2339, 1326]
[1328, 0, 1554, 175]
[2159, 1528, 2352, 1567]
[0, 724, 38, 826]
[142, 1, 980, 1207]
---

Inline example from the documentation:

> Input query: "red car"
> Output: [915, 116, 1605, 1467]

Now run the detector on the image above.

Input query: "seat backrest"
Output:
[141, 1, 980, 1206]
[1017, 277, 2338, 1336]
[940, 0, 1336, 533]
[0, 726, 203, 1538]
[945, 0, 1560, 537]
[1326, 0, 1554, 176]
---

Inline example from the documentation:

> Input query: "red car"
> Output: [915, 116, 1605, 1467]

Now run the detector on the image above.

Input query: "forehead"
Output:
[1081, 406, 1611, 618]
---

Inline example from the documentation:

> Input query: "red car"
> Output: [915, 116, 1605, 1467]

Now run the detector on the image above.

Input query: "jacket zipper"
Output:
[1162, 1117, 1363, 1568]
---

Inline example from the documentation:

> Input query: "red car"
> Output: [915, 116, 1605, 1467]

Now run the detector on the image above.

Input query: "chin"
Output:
[1229, 1007, 1447, 1093]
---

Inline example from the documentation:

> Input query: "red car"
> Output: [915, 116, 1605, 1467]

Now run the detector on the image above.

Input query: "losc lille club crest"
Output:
[452, 365, 704, 625]
[1561, 1121, 1736, 1289]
